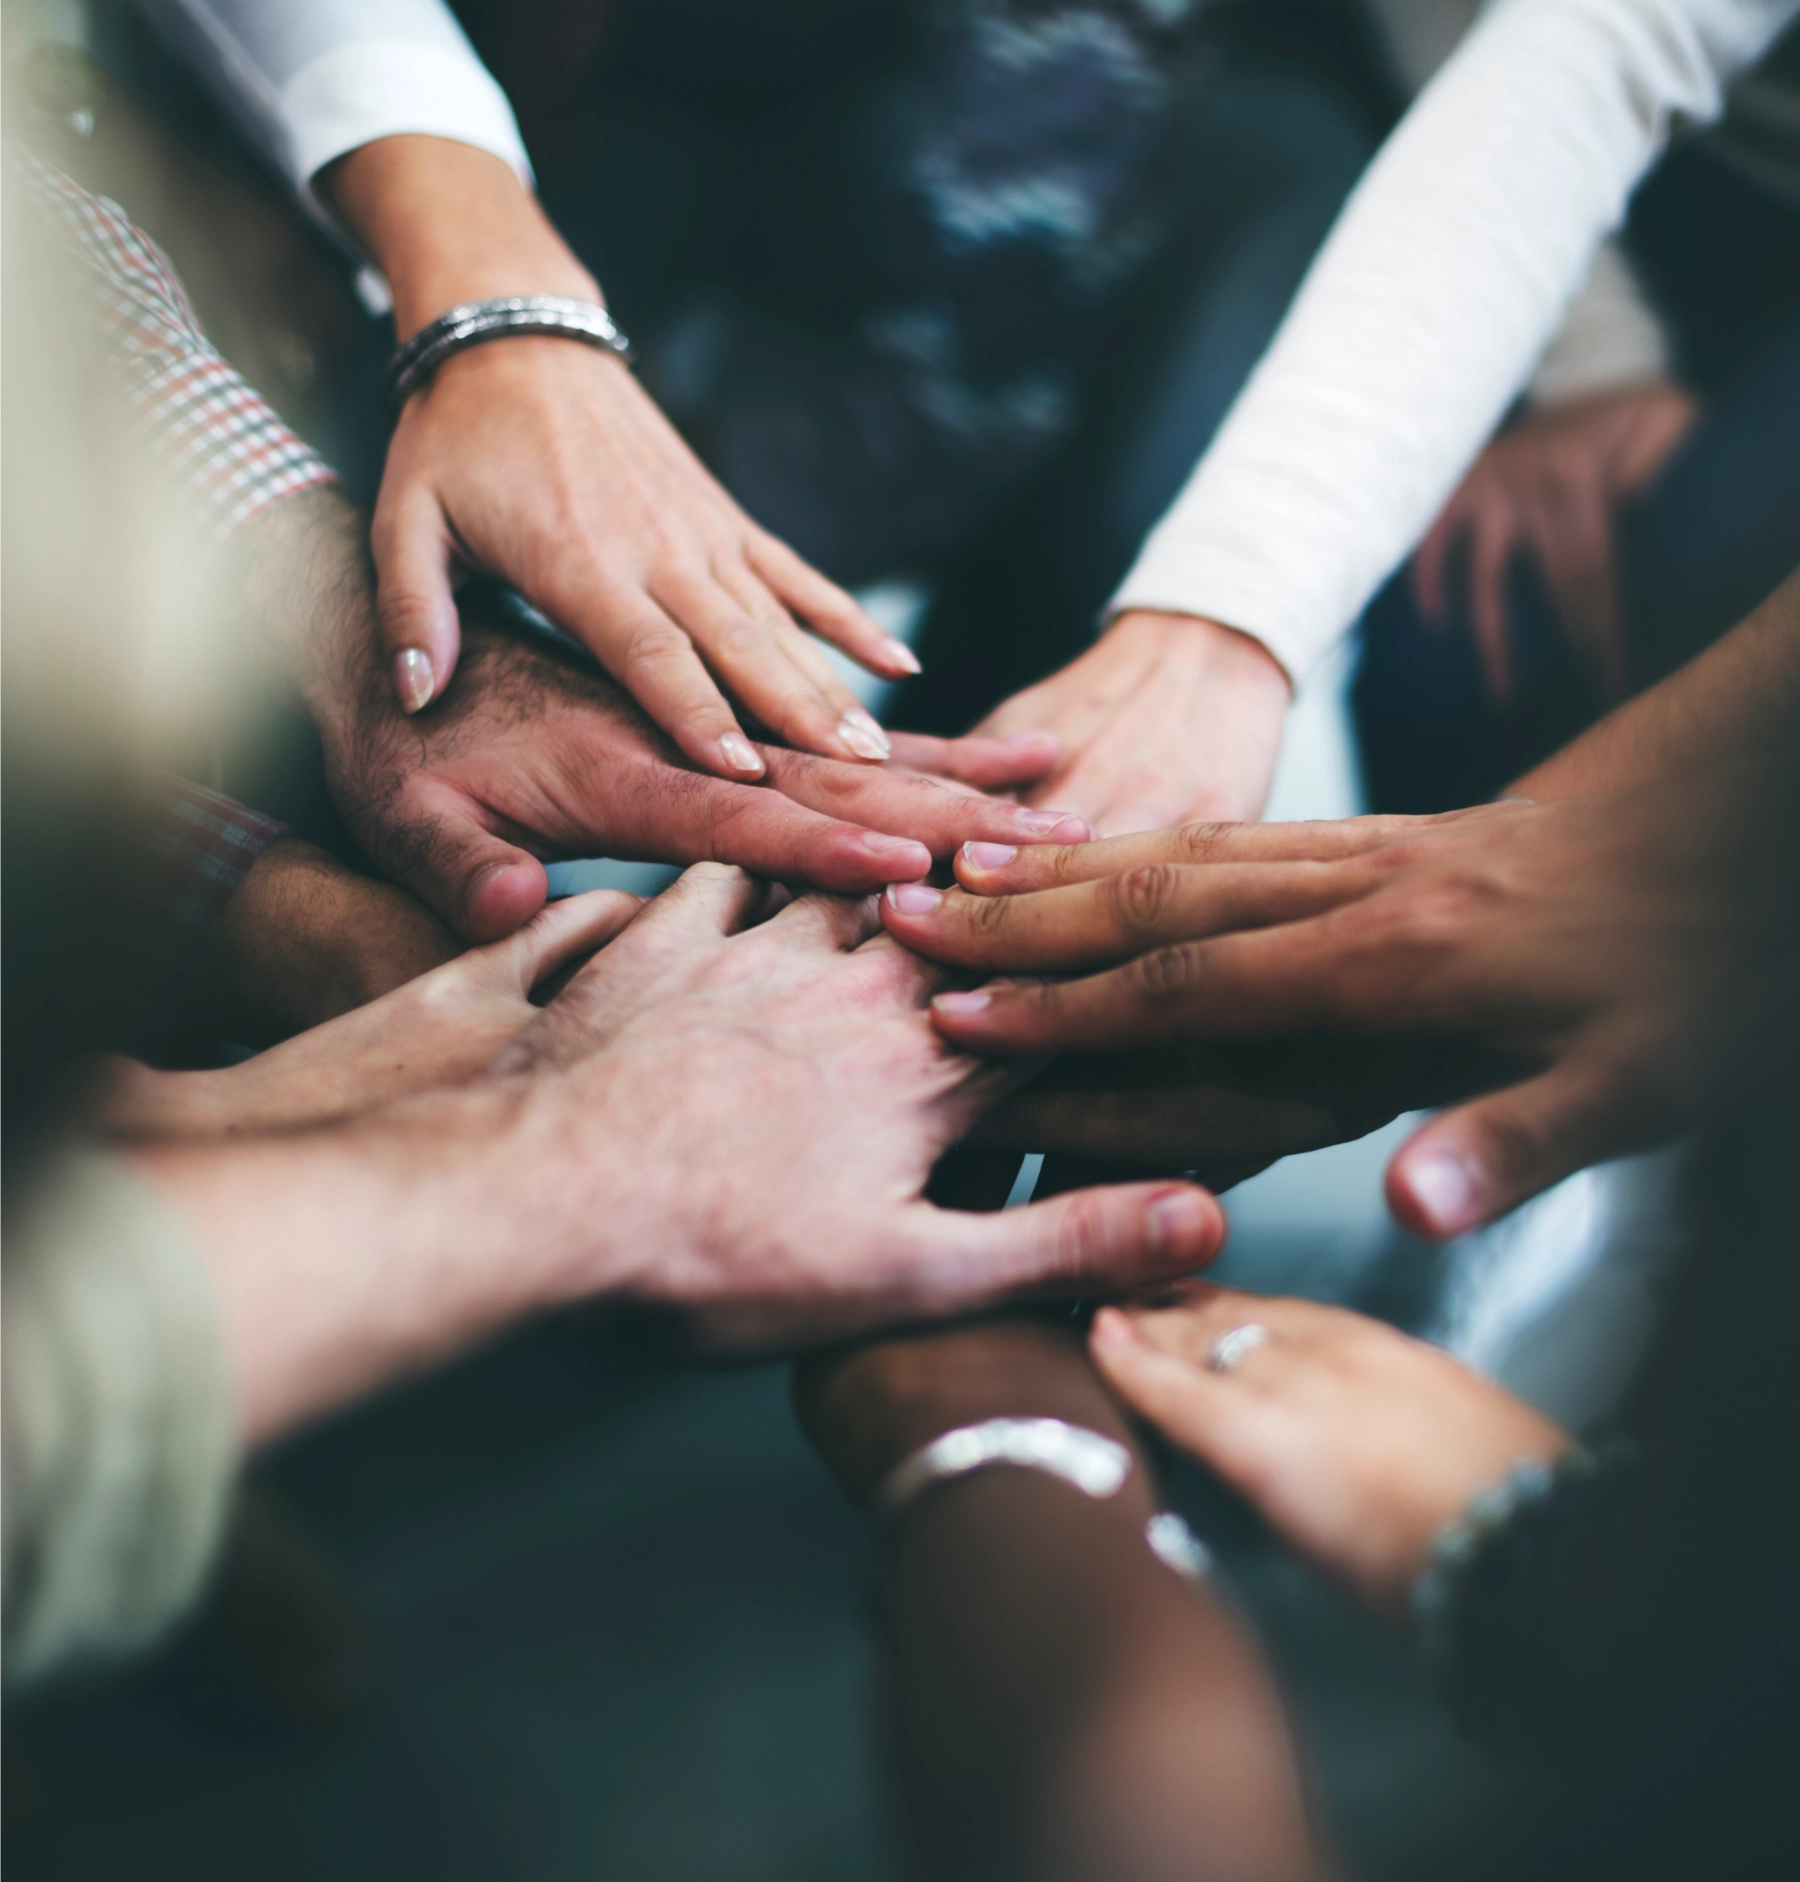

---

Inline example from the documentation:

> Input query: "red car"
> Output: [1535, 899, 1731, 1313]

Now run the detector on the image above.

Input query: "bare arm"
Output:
[797, 1320, 1323, 1882]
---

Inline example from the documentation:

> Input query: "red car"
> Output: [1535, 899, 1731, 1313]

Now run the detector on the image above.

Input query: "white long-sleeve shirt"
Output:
[145, 0, 1797, 684]
[1111, 0, 1799, 682]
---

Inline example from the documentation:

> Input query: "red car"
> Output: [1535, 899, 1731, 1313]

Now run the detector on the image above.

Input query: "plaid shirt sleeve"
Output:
[115, 777, 288, 1060]
[18, 147, 339, 543]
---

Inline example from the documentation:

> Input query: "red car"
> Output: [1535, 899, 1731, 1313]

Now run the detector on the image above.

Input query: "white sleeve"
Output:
[1109, 0, 1798, 685]
[135, 0, 531, 221]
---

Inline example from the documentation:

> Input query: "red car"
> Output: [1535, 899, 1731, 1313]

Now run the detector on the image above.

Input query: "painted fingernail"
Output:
[933, 988, 992, 1019]
[962, 842, 1017, 870]
[1406, 1152, 1483, 1234]
[884, 637, 923, 675]
[884, 882, 942, 915]
[1148, 1189, 1213, 1256]
[393, 648, 435, 714]
[838, 708, 892, 762]
[719, 732, 765, 775]
[861, 832, 932, 874]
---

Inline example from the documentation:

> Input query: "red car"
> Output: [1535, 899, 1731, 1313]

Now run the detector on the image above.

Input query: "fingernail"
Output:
[962, 841, 1017, 870]
[933, 988, 992, 1018]
[861, 832, 932, 873]
[884, 882, 942, 915]
[393, 648, 435, 714]
[838, 708, 892, 762]
[884, 637, 923, 675]
[1015, 809, 1088, 838]
[1407, 1152, 1483, 1234]
[719, 732, 765, 775]
[1006, 731, 1058, 753]
[1148, 1189, 1213, 1257]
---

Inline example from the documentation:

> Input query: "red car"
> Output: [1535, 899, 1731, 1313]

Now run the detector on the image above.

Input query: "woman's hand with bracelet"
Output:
[1090, 1283, 1570, 1619]
[325, 136, 918, 779]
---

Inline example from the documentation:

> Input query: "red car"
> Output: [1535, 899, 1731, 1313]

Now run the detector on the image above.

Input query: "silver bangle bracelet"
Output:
[383, 294, 634, 417]
[872, 1416, 1212, 1582]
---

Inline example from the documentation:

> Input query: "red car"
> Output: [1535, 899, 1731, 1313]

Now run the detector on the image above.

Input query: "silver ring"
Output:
[1207, 1322, 1270, 1374]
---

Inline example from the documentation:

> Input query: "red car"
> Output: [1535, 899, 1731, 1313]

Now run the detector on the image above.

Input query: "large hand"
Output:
[1089, 1283, 1570, 1617]
[973, 611, 1291, 835]
[147, 866, 1223, 1446]
[899, 774, 1788, 1237]
[328, 136, 915, 777]
[492, 865, 1224, 1355]
[1412, 385, 1698, 703]
[280, 495, 1083, 939]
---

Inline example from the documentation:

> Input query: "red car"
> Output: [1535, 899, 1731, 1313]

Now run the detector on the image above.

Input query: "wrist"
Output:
[321, 135, 599, 341]
[1110, 609, 1293, 700]
[132, 1077, 595, 1446]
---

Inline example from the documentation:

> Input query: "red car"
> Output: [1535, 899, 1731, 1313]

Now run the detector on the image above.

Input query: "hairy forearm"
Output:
[1513, 564, 1800, 799]
[320, 135, 597, 339]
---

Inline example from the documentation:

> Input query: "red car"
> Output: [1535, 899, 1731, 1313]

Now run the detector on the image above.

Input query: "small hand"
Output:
[907, 776, 1784, 1237]
[1412, 385, 1698, 703]
[327, 137, 917, 777]
[973, 611, 1290, 836]
[1089, 1283, 1570, 1616]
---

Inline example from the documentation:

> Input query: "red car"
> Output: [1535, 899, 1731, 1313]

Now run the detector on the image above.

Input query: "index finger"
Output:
[953, 815, 1444, 895]
[881, 859, 1370, 974]
[928, 920, 1354, 1054]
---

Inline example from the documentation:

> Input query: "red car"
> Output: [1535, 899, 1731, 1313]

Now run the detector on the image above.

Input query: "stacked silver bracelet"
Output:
[383, 294, 634, 418]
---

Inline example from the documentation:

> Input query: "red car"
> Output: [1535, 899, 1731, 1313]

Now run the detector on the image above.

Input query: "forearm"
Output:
[1513, 564, 1800, 798]
[127, 1078, 622, 1448]
[798, 1322, 1318, 1882]
[320, 135, 597, 339]
[1110, 0, 1789, 681]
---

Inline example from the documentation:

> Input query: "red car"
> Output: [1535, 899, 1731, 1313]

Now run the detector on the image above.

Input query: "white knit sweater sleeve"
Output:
[1109, 0, 1799, 685]
[135, 0, 530, 219]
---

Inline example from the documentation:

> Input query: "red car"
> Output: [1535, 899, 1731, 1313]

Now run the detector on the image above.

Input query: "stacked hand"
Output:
[884, 773, 1788, 1237]
[270, 490, 1085, 940]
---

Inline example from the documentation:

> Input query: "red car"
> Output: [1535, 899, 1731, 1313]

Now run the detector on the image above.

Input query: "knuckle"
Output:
[618, 621, 688, 674]
[1109, 862, 1184, 938]
[1123, 941, 1205, 1006]
[1172, 822, 1233, 864]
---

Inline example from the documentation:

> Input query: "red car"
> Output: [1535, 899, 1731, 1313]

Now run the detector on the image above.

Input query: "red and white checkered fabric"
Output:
[21, 147, 339, 542]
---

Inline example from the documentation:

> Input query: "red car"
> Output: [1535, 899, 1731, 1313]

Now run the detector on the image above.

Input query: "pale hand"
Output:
[973, 610, 1290, 836]
[329, 136, 915, 779]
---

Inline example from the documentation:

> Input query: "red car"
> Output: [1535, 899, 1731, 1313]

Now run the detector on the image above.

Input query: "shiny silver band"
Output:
[874, 1417, 1131, 1518]
[1208, 1322, 1270, 1374]
[384, 295, 633, 417]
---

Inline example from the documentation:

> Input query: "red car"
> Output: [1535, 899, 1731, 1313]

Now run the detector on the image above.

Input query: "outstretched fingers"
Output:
[952, 814, 1442, 896]
[881, 861, 1368, 974]
[928, 922, 1348, 1054]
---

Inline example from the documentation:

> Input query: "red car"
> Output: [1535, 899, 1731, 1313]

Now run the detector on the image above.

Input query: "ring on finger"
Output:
[1208, 1323, 1270, 1374]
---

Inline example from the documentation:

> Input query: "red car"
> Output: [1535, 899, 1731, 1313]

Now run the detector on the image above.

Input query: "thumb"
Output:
[905, 1181, 1225, 1315]
[373, 488, 463, 714]
[380, 784, 551, 941]
[1386, 1053, 1645, 1239]
[494, 889, 644, 997]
